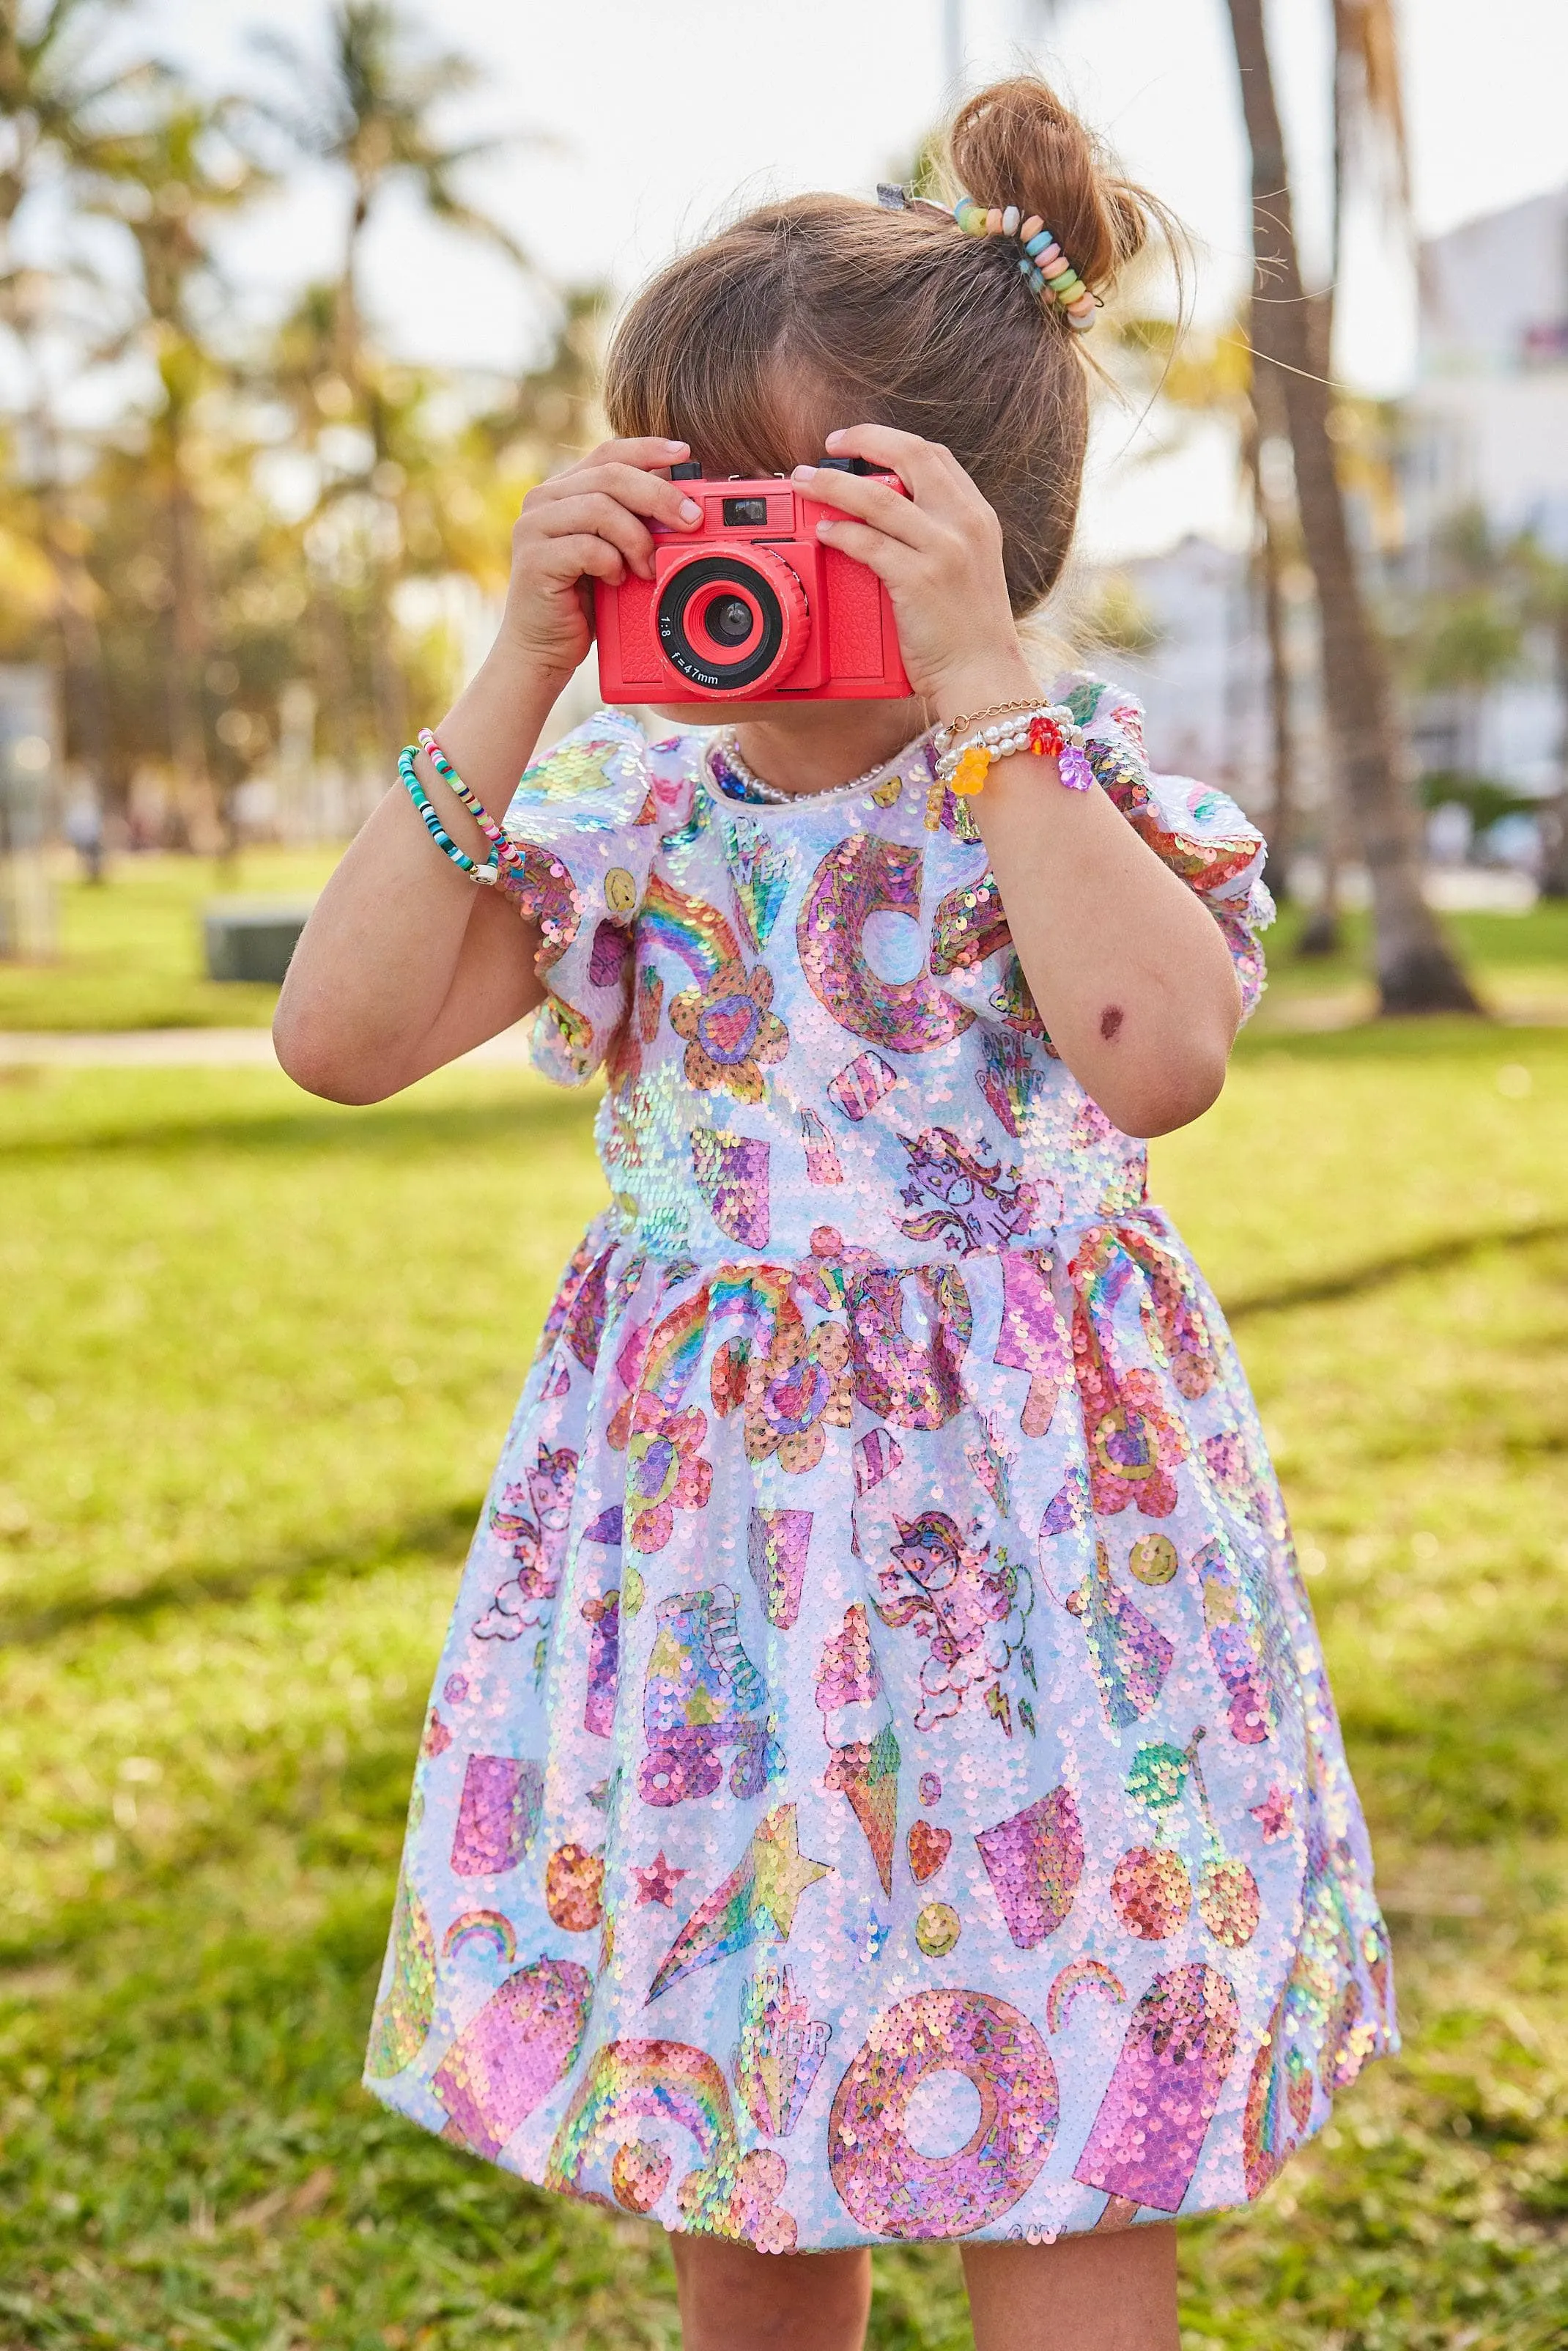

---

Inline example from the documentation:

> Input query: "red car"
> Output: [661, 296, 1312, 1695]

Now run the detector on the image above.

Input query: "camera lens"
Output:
[656, 551, 807, 694]
[709, 596, 754, 646]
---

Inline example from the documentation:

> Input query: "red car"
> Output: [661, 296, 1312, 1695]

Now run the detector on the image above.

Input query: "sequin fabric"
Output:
[364, 676, 1396, 2248]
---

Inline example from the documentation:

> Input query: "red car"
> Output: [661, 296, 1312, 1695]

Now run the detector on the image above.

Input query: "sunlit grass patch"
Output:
[0, 849, 339, 1033]
[1, 1039, 1564, 2349]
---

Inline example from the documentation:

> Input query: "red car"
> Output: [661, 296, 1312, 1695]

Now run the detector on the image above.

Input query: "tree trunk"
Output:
[1224, 0, 1479, 1012]
[1257, 502, 1295, 901]
[166, 453, 222, 855]
[1539, 617, 1568, 898]
[1241, 394, 1297, 901]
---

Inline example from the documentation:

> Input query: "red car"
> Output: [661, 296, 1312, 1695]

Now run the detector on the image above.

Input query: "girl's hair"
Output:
[604, 76, 1170, 617]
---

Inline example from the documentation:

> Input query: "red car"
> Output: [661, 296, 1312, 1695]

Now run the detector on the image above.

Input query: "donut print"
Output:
[828, 1989, 1059, 2237]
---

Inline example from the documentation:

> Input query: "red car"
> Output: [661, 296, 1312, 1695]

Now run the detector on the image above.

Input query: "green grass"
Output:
[1, 1038, 1566, 2350]
[4, 858, 1568, 1036]
[0, 851, 339, 1032]
[1248, 901, 1568, 1030]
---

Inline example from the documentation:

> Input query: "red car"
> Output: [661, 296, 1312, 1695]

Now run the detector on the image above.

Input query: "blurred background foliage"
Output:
[0, 0, 601, 852]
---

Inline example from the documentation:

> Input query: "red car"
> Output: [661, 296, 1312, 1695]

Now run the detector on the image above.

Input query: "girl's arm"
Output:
[273, 435, 702, 1104]
[794, 427, 1242, 1140]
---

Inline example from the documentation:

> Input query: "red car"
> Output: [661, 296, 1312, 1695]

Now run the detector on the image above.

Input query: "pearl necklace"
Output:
[710, 727, 931, 809]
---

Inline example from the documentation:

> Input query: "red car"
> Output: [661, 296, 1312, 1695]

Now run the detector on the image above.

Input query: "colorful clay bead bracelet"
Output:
[878, 184, 1098, 331]
[925, 700, 1093, 830]
[397, 743, 504, 886]
[417, 728, 516, 858]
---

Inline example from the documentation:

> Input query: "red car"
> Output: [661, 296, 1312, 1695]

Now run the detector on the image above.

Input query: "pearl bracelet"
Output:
[924, 701, 1095, 829]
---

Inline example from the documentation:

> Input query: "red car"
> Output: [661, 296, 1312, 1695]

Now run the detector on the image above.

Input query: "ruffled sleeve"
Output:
[500, 709, 661, 1085]
[1067, 674, 1274, 1020]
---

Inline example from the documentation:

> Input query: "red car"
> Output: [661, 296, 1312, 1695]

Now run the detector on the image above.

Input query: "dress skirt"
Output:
[360, 689, 1395, 2248]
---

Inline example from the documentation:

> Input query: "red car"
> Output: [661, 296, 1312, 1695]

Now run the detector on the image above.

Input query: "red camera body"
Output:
[593, 463, 911, 704]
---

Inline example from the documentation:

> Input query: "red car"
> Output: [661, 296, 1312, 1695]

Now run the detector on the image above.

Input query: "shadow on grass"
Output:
[0, 1497, 481, 1649]
[0, 1885, 688, 2350]
[1223, 1219, 1568, 1323]
[0, 1087, 599, 1167]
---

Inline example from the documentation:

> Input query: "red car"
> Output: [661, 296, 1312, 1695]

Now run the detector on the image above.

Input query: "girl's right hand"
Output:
[500, 435, 706, 679]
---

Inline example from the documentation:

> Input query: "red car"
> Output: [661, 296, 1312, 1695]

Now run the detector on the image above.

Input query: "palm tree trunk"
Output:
[166, 452, 222, 855]
[1240, 396, 1296, 901]
[1224, 0, 1479, 1012]
[1539, 618, 1568, 898]
[1257, 496, 1296, 901]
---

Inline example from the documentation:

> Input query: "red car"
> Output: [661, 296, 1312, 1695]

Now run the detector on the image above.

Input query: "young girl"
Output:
[276, 76, 1393, 2351]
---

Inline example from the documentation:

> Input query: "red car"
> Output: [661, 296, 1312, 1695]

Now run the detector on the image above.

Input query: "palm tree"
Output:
[260, 3, 526, 381]
[0, 0, 155, 802]
[1223, 0, 1478, 1013]
[80, 97, 268, 849]
[1106, 309, 1305, 902]
[252, 2, 533, 759]
[1510, 536, 1568, 898]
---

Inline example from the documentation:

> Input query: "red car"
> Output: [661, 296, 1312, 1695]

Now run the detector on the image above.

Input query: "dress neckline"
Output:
[700, 728, 938, 818]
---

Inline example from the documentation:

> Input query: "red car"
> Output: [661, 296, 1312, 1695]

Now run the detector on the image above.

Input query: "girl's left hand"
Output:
[792, 424, 1035, 715]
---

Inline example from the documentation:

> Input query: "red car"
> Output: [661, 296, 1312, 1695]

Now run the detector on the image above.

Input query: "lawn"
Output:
[4, 847, 1568, 1036]
[1, 1031, 1565, 2350]
[0, 852, 339, 1033]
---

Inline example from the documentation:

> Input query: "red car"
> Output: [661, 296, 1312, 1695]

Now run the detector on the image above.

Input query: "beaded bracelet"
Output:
[397, 744, 505, 885]
[923, 701, 1094, 830]
[417, 728, 517, 863]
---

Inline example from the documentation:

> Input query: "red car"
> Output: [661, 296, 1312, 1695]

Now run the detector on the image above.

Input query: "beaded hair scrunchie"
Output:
[877, 182, 1098, 332]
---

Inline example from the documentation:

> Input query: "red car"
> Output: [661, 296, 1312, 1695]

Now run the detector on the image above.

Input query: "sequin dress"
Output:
[363, 677, 1396, 2250]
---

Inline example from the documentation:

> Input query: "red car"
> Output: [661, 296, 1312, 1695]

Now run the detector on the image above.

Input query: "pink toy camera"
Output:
[594, 459, 911, 704]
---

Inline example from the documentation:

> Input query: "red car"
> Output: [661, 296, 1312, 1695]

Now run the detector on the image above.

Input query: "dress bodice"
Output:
[500, 679, 1272, 1270]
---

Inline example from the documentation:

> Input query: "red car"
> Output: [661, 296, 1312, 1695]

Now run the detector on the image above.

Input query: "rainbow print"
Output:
[544, 2037, 738, 2222]
[709, 1263, 796, 1360]
[442, 1909, 517, 1964]
[1046, 1957, 1127, 2035]
[635, 1288, 711, 1409]
[641, 874, 742, 982]
[364, 1871, 435, 2080]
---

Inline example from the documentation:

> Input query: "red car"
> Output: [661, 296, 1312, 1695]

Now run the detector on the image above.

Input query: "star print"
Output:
[646, 1802, 833, 2001]
[633, 1850, 689, 1906]
[1249, 1785, 1294, 1842]
[899, 1183, 926, 1207]
[847, 1914, 891, 1963]
[752, 1804, 833, 1935]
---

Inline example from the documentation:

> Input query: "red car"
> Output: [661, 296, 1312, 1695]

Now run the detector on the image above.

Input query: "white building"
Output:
[1086, 185, 1568, 871]
[1084, 537, 1265, 794]
[1400, 186, 1568, 806]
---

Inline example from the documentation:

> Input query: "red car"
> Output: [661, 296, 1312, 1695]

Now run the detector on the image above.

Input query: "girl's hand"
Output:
[791, 424, 1037, 717]
[500, 435, 707, 681]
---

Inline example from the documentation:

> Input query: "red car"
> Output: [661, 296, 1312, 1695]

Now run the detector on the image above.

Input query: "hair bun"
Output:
[947, 75, 1157, 295]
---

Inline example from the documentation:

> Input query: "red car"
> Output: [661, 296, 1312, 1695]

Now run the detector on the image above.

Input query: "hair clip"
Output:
[877, 182, 956, 224]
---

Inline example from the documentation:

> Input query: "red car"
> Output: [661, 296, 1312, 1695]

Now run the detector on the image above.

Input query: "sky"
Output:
[124, 0, 1568, 558]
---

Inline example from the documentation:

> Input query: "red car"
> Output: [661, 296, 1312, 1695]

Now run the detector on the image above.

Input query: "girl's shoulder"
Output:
[511, 708, 703, 833]
[1057, 670, 1269, 892]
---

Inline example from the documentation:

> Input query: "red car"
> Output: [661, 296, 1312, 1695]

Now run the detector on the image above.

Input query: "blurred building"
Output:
[1084, 186, 1568, 882]
[1066, 536, 1326, 832]
[1407, 185, 1568, 547]
[1401, 185, 1568, 810]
